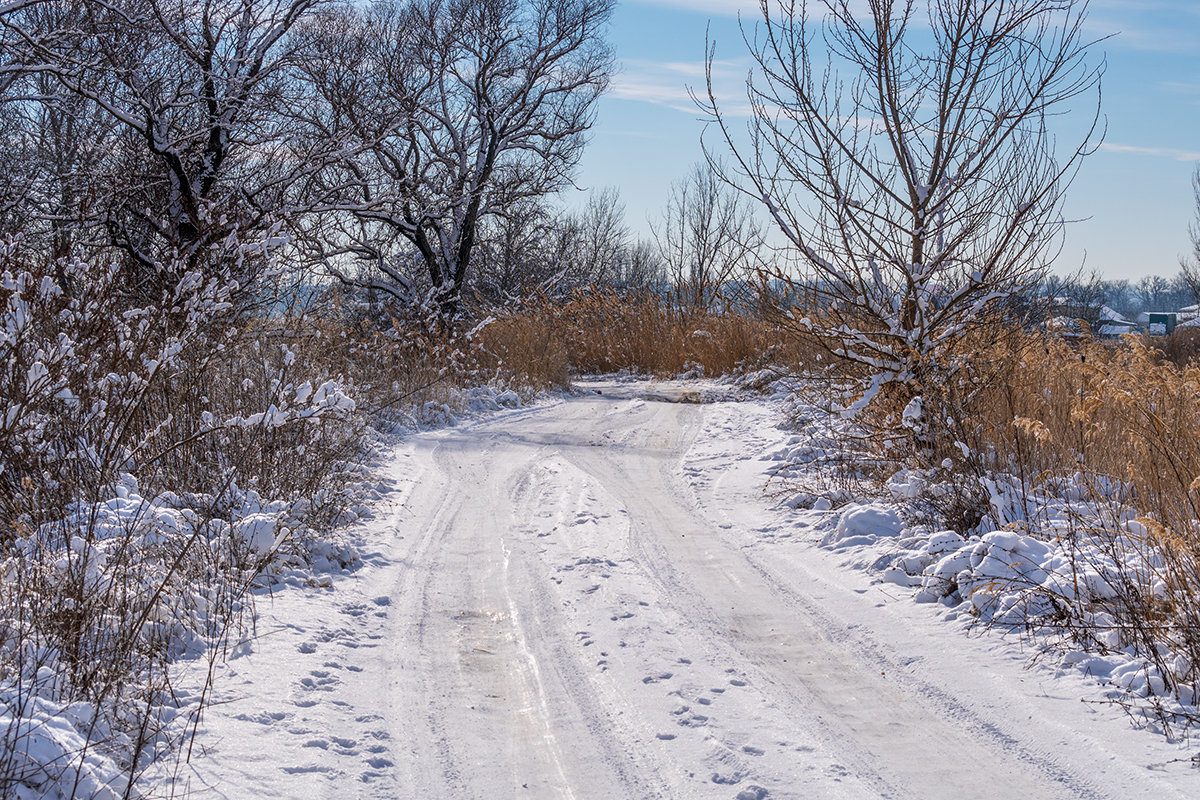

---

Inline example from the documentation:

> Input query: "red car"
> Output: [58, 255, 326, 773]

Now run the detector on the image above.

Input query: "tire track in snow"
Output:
[678, 396, 1192, 800]
[549, 389, 1117, 800]
[182, 383, 1200, 799]
[390, 423, 673, 798]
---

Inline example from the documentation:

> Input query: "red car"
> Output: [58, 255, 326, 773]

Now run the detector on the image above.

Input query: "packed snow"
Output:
[155, 378, 1199, 798]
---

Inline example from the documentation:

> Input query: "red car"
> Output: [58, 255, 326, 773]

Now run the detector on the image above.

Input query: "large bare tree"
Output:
[297, 0, 615, 323]
[703, 0, 1103, 446]
[2, 0, 333, 303]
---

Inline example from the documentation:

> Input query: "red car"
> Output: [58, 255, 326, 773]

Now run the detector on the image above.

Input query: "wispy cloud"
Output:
[1100, 143, 1200, 162]
[627, 0, 759, 17]
[610, 57, 754, 116]
[1090, 0, 1200, 14]
[1084, 1, 1200, 54]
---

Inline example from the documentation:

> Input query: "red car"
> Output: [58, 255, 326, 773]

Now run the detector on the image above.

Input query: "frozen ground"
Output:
[171, 378, 1197, 798]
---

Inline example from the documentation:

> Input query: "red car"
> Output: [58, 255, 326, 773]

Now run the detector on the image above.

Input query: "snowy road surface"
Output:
[179, 380, 1198, 799]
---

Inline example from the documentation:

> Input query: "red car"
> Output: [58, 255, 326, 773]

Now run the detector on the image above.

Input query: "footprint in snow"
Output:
[235, 710, 287, 725]
[711, 770, 746, 785]
[298, 672, 339, 692]
[281, 765, 332, 775]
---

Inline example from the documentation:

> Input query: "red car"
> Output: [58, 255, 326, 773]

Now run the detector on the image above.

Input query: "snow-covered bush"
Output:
[0, 239, 364, 798]
[799, 332, 1200, 728]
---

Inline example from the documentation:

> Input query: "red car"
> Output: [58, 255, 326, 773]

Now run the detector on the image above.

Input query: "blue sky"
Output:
[573, 0, 1200, 282]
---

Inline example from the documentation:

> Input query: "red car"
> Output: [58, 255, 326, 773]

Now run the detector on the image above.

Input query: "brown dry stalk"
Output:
[474, 290, 793, 380]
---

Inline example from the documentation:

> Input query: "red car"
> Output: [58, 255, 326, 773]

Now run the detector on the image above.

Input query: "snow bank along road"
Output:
[182, 380, 1198, 799]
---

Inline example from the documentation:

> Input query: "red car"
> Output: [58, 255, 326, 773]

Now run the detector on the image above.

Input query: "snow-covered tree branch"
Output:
[293, 0, 615, 324]
[702, 0, 1104, 452]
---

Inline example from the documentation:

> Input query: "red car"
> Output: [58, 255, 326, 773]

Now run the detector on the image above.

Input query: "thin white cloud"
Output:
[628, 0, 759, 17]
[622, 57, 747, 78]
[1084, 1, 1200, 54]
[658, 60, 717, 78]
[1100, 143, 1200, 162]
[610, 79, 694, 106]
[1162, 81, 1200, 94]
[1090, 0, 1200, 14]
[628, 0, 873, 20]
[611, 57, 754, 116]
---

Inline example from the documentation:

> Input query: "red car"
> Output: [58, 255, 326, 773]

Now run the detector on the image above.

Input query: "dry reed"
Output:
[941, 331, 1200, 705]
[476, 290, 791, 382]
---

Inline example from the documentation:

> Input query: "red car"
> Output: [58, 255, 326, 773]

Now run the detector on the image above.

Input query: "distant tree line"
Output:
[1041, 269, 1200, 326]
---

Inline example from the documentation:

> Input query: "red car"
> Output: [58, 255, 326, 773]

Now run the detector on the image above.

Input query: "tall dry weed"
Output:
[477, 290, 788, 380]
[960, 332, 1200, 706]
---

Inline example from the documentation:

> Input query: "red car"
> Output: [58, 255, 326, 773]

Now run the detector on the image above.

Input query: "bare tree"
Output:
[472, 187, 634, 299]
[0, 69, 116, 267]
[2, 0, 332, 304]
[1179, 165, 1200, 306]
[569, 186, 630, 287]
[297, 0, 614, 324]
[1137, 274, 1172, 311]
[625, 237, 666, 290]
[474, 196, 568, 299]
[654, 161, 764, 319]
[702, 0, 1103, 449]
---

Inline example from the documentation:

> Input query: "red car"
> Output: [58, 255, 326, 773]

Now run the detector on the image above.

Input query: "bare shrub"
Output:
[0, 239, 363, 797]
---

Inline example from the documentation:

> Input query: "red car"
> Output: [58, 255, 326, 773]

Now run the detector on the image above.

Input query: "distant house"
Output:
[1179, 304, 1200, 322]
[1136, 311, 1178, 336]
[1096, 306, 1137, 339]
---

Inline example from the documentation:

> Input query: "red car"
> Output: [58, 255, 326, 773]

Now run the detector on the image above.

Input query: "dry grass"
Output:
[932, 331, 1200, 701]
[476, 290, 796, 382]
[1157, 325, 1200, 366]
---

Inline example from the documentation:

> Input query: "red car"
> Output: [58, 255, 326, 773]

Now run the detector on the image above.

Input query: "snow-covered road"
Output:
[178, 380, 1198, 799]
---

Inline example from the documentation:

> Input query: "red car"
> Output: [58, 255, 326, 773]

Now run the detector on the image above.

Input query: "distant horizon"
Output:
[574, 0, 1200, 283]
